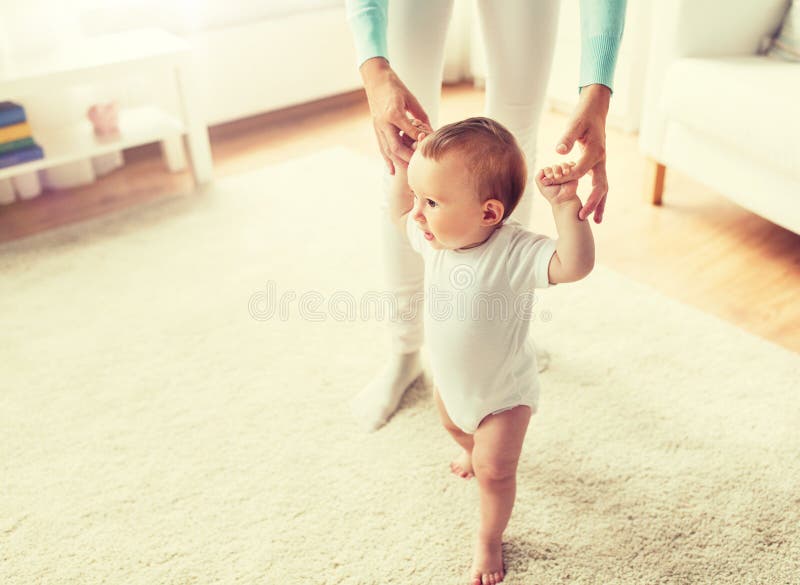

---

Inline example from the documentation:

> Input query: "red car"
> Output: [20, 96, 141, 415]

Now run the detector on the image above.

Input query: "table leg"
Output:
[175, 64, 213, 185]
[160, 136, 187, 173]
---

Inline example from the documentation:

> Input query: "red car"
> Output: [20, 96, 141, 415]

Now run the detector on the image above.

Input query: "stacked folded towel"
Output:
[0, 102, 44, 169]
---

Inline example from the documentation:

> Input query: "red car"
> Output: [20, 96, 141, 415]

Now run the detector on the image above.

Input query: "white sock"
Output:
[350, 351, 423, 432]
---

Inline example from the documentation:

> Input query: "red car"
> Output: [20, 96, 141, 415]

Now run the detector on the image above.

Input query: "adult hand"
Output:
[545, 84, 611, 223]
[406, 118, 434, 150]
[359, 57, 431, 175]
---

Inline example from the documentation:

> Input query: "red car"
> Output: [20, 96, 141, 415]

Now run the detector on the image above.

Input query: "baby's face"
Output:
[406, 152, 495, 250]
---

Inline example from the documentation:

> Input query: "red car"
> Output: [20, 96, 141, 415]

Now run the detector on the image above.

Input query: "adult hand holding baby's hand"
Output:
[400, 117, 434, 151]
[550, 84, 612, 223]
[359, 58, 431, 175]
[536, 163, 581, 208]
[556, 83, 611, 223]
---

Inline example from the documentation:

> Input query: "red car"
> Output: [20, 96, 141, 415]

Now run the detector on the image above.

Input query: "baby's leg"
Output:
[469, 405, 532, 585]
[432, 387, 475, 479]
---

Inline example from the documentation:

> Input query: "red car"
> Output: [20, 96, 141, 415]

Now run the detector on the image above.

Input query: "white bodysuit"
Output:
[405, 216, 557, 434]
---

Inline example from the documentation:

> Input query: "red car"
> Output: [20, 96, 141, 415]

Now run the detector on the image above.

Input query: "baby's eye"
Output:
[426, 199, 438, 208]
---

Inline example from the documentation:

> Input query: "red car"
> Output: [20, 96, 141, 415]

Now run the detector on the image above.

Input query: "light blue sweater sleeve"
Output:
[345, 0, 389, 69]
[345, 0, 626, 91]
[579, 0, 627, 92]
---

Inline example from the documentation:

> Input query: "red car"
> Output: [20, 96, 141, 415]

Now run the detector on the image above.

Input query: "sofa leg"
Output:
[646, 159, 666, 206]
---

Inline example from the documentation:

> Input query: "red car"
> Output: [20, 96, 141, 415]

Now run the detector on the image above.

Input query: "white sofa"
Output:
[639, 0, 800, 235]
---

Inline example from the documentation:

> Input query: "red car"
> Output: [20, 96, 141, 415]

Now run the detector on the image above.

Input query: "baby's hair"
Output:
[417, 116, 527, 220]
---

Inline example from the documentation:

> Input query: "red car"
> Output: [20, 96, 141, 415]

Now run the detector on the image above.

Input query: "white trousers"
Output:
[381, 0, 561, 353]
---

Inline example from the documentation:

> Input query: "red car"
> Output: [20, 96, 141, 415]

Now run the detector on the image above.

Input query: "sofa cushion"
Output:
[661, 57, 799, 179]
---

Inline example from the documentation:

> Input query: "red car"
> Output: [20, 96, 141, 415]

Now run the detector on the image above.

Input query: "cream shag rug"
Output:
[1, 148, 798, 584]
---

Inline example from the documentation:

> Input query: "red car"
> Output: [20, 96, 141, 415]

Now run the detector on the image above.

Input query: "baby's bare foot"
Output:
[469, 534, 505, 585]
[450, 449, 474, 479]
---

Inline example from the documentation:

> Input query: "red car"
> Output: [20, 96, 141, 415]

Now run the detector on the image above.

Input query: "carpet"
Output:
[1, 147, 798, 584]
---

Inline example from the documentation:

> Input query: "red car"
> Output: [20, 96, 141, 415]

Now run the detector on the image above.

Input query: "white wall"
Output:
[0, 0, 363, 127]
[184, 8, 362, 125]
[0, 0, 648, 130]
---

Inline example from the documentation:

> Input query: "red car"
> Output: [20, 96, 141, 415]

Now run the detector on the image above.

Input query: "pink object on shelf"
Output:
[87, 102, 120, 137]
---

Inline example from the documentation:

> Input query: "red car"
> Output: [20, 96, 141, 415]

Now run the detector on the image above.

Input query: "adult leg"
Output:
[476, 0, 560, 228]
[350, 0, 455, 432]
[477, 0, 560, 379]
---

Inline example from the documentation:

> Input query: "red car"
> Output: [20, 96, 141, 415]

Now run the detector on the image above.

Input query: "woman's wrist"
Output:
[578, 84, 611, 114]
[359, 56, 391, 86]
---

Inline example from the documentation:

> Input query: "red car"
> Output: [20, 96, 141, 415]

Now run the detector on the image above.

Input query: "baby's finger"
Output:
[561, 163, 573, 175]
[409, 117, 434, 138]
[553, 165, 563, 180]
[410, 132, 427, 150]
[543, 167, 554, 180]
[536, 169, 551, 185]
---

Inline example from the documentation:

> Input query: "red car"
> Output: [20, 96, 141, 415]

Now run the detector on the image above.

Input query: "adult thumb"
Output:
[556, 123, 580, 155]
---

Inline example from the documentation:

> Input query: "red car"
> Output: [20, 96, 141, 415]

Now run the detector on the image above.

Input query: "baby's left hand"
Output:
[536, 162, 580, 206]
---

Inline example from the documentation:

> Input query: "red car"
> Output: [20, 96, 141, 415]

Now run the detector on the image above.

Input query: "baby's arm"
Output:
[389, 163, 415, 237]
[535, 162, 595, 284]
[387, 119, 433, 237]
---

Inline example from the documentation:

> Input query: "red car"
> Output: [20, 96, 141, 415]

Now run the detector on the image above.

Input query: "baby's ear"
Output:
[482, 199, 504, 225]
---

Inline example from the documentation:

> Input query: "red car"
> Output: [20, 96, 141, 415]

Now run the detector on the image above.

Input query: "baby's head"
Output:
[407, 116, 526, 250]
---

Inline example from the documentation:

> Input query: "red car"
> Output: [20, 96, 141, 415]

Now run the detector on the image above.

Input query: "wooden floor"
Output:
[2, 83, 799, 353]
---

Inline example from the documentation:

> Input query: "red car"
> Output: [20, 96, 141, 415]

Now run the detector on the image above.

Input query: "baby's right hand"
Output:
[400, 117, 434, 150]
[536, 162, 580, 207]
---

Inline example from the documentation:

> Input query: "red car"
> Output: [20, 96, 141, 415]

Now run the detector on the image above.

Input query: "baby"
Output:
[389, 116, 595, 585]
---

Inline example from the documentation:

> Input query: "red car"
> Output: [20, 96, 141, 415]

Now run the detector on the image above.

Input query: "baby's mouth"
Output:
[416, 222, 434, 241]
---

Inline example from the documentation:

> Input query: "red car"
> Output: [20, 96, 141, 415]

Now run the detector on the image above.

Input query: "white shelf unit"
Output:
[0, 107, 183, 181]
[0, 28, 213, 189]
